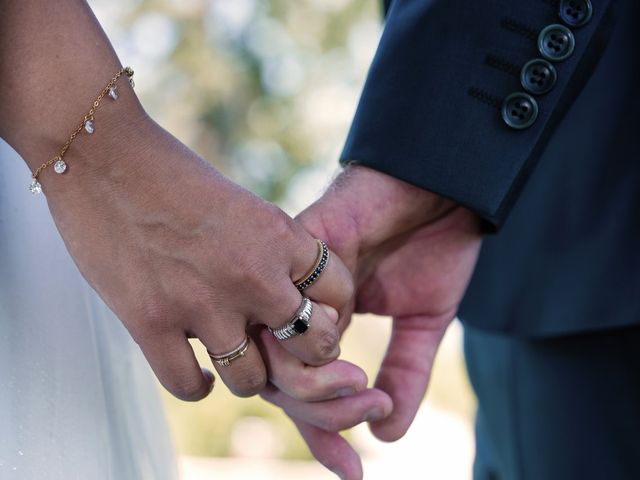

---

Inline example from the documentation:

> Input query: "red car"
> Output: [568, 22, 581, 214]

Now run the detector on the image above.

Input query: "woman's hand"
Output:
[41, 97, 353, 400]
[0, 0, 391, 456]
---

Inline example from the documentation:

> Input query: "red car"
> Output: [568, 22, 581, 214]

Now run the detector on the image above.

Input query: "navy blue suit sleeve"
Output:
[340, 0, 616, 227]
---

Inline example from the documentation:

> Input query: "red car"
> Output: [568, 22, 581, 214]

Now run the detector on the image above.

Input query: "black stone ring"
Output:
[294, 240, 330, 291]
[269, 297, 313, 341]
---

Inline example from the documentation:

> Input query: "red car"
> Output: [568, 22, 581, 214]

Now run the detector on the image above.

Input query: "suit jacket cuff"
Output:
[340, 0, 616, 227]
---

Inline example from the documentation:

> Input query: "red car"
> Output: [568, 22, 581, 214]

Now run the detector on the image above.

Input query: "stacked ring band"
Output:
[294, 239, 329, 291]
[208, 336, 250, 367]
[269, 297, 313, 340]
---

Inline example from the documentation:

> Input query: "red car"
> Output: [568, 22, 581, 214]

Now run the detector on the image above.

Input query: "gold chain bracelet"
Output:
[29, 66, 135, 194]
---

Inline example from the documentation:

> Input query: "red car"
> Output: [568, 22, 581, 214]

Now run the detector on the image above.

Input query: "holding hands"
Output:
[44, 108, 360, 402]
[266, 166, 483, 478]
[44, 109, 481, 478]
[0, 3, 483, 476]
[38, 107, 481, 479]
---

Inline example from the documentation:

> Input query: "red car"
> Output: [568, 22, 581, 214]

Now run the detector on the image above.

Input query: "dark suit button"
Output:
[501, 92, 539, 130]
[559, 0, 593, 27]
[520, 59, 557, 95]
[538, 24, 575, 61]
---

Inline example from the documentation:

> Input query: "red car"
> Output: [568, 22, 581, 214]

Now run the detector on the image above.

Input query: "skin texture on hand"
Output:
[0, 0, 371, 408]
[0, 0, 391, 449]
[265, 165, 483, 479]
[1, 3, 476, 479]
[37, 104, 356, 401]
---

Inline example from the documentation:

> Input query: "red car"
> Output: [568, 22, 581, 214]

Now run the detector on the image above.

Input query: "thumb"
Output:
[296, 198, 360, 275]
[370, 314, 451, 442]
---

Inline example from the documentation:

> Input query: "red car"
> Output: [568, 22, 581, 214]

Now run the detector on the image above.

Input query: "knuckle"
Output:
[127, 298, 173, 343]
[267, 206, 299, 240]
[310, 328, 340, 364]
[183, 283, 218, 318]
[251, 203, 300, 248]
[321, 327, 340, 355]
[237, 259, 280, 297]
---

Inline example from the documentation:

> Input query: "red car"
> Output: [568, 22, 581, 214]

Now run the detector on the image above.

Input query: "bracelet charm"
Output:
[29, 179, 42, 194]
[29, 66, 135, 194]
[53, 158, 67, 174]
[84, 119, 95, 135]
[108, 86, 118, 100]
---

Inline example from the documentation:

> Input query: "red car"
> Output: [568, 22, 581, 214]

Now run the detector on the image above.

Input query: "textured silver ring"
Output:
[294, 240, 330, 292]
[269, 297, 313, 340]
[207, 336, 250, 367]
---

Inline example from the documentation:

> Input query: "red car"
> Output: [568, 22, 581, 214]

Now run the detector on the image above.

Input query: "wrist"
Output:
[0, 0, 130, 173]
[330, 165, 457, 247]
[43, 108, 233, 238]
[49, 125, 167, 204]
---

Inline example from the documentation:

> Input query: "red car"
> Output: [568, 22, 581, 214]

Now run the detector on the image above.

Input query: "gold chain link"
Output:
[31, 66, 134, 181]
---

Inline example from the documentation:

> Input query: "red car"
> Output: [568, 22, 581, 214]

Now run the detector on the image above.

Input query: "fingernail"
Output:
[202, 369, 216, 393]
[320, 303, 339, 323]
[335, 386, 356, 398]
[364, 408, 385, 422]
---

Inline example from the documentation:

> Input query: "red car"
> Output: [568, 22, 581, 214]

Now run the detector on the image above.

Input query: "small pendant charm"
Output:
[84, 119, 95, 134]
[128, 77, 135, 88]
[54, 158, 67, 174]
[29, 179, 42, 194]
[108, 86, 119, 100]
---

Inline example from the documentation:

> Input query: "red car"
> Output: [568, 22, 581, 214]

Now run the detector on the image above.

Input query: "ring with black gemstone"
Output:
[269, 297, 313, 340]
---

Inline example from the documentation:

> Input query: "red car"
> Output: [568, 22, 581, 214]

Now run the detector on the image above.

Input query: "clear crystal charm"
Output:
[128, 77, 135, 88]
[54, 158, 67, 174]
[84, 119, 95, 134]
[108, 86, 119, 100]
[29, 179, 42, 194]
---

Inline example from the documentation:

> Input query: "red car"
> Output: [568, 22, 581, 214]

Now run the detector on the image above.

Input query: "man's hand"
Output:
[263, 165, 482, 479]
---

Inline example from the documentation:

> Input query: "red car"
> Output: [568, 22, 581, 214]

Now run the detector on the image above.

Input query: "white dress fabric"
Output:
[0, 139, 178, 480]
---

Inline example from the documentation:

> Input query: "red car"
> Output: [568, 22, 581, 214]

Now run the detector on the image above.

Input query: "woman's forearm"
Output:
[0, 0, 144, 173]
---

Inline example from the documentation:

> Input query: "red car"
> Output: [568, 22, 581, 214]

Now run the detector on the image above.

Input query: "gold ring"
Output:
[207, 336, 250, 367]
[294, 239, 329, 291]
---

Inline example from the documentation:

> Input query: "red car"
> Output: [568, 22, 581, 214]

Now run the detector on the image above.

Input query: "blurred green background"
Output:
[90, 0, 477, 477]
[92, 0, 382, 211]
